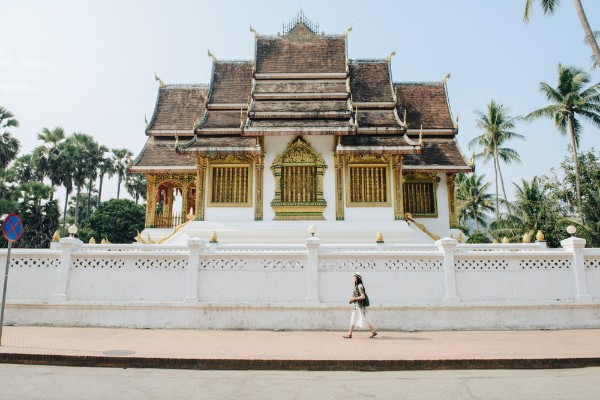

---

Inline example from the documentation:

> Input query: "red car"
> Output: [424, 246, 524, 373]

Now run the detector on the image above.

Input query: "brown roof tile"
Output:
[209, 62, 253, 104]
[252, 99, 349, 113]
[403, 139, 471, 169]
[349, 61, 394, 102]
[255, 36, 346, 74]
[199, 110, 243, 131]
[131, 138, 196, 169]
[394, 83, 454, 130]
[357, 109, 400, 128]
[149, 86, 208, 132]
[254, 79, 347, 94]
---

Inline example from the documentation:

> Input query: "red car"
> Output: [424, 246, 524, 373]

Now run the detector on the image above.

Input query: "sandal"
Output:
[342, 335, 352, 339]
[369, 332, 378, 338]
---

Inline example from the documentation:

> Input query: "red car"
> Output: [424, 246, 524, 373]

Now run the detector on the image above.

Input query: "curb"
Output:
[1, 354, 600, 371]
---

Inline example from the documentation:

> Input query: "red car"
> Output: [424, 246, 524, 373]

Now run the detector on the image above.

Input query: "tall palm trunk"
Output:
[85, 179, 93, 220]
[492, 142, 499, 218]
[98, 173, 104, 203]
[75, 186, 81, 225]
[472, 205, 479, 231]
[117, 175, 122, 199]
[62, 188, 70, 233]
[568, 115, 583, 223]
[495, 154, 511, 215]
[573, 0, 600, 66]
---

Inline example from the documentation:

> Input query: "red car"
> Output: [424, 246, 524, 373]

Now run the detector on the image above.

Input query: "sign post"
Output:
[0, 214, 23, 346]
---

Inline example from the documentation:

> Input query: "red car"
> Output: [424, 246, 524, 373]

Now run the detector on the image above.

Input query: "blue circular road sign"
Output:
[2, 214, 23, 243]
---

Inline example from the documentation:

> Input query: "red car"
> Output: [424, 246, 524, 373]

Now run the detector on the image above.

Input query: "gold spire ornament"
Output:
[376, 231, 384, 244]
[209, 231, 218, 243]
[52, 230, 60, 241]
[89, 237, 96, 244]
[249, 24, 259, 37]
[207, 49, 217, 62]
[470, 151, 475, 166]
[154, 73, 165, 88]
[454, 114, 459, 130]
[522, 232, 531, 243]
[536, 230, 545, 242]
[502, 237, 510, 244]
[419, 125, 423, 145]
[442, 72, 451, 85]
[385, 49, 396, 62]
[145, 114, 149, 130]
[343, 24, 353, 37]
[175, 133, 179, 148]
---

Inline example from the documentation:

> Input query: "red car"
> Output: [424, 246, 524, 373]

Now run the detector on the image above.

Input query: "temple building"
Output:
[130, 14, 473, 243]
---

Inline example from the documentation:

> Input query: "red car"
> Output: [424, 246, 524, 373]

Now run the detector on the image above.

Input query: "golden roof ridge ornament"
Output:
[175, 131, 179, 148]
[354, 107, 359, 128]
[145, 114, 149, 130]
[249, 24, 259, 37]
[240, 107, 244, 129]
[343, 24, 353, 37]
[403, 109, 407, 126]
[442, 72, 451, 85]
[419, 124, 423, 146]
[385, 49, 396, 62]
[154, 73, 165, 88]
[470, 151, 475, 166]
[207, 49, 217, 62]
[454, 113, 459, 130]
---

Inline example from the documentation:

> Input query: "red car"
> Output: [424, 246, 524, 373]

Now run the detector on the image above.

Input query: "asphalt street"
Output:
[1, 364, 599, 400]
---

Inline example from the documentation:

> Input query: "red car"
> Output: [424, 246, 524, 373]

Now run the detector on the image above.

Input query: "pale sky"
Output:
[2, 0, 599, 202]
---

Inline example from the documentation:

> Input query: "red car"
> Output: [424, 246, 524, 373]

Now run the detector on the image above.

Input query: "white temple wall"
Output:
[1, 238, 599, 330]
[205, 206, 255, 222]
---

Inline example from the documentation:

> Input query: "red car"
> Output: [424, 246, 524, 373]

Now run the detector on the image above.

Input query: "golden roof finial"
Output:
[536, 230, 545, 242]
[522, 232, 531, 243]
[403, 109, 407, 126]
[154, 73, 165, 88]
[249, 24, 259, 37]
[209, 230, 218, 243]
[175, 132, 179, 148]
[385, 49, 396, 62]
[343, 24, 353, 37]
[442, 72, 451, 85]
[376, 231, 384, 244]
[454, 113, 459, 129]
[52, 230, 60, 242]
[207, 49, 217, 62]
[419, 124, 423, 145]
[470, 151, 475, 166]
[354, 107, 359, 127]
[145, 114, 149, 130]
[240, 107, 244, 129]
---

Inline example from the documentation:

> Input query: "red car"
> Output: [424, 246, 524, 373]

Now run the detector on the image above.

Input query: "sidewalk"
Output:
[1, 326, 599, 370]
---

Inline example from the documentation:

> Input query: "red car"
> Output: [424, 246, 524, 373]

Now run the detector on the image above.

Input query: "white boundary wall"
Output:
[1, 237, 599, 330]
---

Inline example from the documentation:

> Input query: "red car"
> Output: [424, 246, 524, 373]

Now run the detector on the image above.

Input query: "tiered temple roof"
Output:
[132, 16, 472, 173]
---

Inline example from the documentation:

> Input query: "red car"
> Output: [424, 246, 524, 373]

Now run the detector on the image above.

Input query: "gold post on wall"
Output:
[195, 156, 206, 221]
[446, 173, 458, 228]
[392, 155, 404, 220]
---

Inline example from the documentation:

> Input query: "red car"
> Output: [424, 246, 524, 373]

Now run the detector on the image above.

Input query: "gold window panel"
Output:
[281, 165, 318, 203]
[346, 164, 390, 206]
[208, 164, 252, 207]
[402, 172, 440, 217]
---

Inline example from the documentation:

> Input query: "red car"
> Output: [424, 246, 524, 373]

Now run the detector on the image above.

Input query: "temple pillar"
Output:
[392, 155, 404, 220]
[181, 183, 189, 217]
[334, 154, 344, 220]
[195, 156, 207, 221]
[446, 173, 458, 228]
[254, 154, 264, 221]
[145, 174, 158, 228]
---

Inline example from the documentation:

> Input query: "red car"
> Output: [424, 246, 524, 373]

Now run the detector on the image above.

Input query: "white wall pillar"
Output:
[184, 238, 205, 304]
[561, 237, 592, 303]
[436, 237, 459, 304]
[50, 237, 82, 303]
[305, 236, 321, 304]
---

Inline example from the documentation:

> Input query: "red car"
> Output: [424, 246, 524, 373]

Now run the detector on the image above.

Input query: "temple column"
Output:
[392, 155, 404, 220]
[145, 174, 158, 228]
[181, 182, 189, 217]
[446, 173, 458, 228]
[195, 156, 207, 221]
[254, 154, 264, 221]
[334, 154, 344, 220]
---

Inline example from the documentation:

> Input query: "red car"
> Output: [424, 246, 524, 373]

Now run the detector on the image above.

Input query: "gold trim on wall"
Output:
[446, 173, 458, 228]
[334, 154, 345, 220]
[392, 155, 404, 220]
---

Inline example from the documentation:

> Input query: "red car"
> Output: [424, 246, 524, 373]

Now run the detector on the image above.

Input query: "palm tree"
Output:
[125, 173, 147, 204]
[96, 145, 115, 204]
[0, 106, 20, 169]
[64, 133, 99, 225]
[32, 126, 66, 200]
[525, 64, 600, 221]
[112, 148, 133, 199]
[524, 0, 600, 67]
[470, 100, 524, 217]
[456, 172, 496, 232]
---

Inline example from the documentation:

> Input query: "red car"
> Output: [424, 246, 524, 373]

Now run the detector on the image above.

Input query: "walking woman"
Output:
[343, 272, 377, 338]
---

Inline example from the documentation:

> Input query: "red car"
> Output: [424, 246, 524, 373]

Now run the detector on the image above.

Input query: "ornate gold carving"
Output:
[392, 155, 404, 220]
[345, 164, 390, 207]
[334, 154, 344, 220]
[209, 154, 254, 164]
[386, 49, 396, 62]
[195, 156, 207, 221]
[446, 173, 458, 228]
[403, 172, 440, 217]
[208, 164, 252, 207]
[270, 136, 327, 220]
[346, 154, 390, 164]
[255, 154, 264, 220]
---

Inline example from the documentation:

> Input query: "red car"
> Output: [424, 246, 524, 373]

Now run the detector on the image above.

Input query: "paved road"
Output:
[1, 364, 599, 400]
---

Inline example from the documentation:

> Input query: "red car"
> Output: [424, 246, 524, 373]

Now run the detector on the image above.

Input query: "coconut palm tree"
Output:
[125, 173, 147, 204]
[0, 106, 20, 169]
[456, 172, 495, 232]
[470, 100, 524, 217]
[64, 133, 99, 225]
[524, 0, 600, 67]
[525, 64, 600, 221]
[112, 148, 133, 199]
[32, 126, 66, 200]
[96, 145, 115, 204]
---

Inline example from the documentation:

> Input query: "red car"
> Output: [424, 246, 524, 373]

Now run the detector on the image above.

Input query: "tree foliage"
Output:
[83, 199, 145, 244]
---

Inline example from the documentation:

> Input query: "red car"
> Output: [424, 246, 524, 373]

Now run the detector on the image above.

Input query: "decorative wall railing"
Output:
[0, 236, 597, 307]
